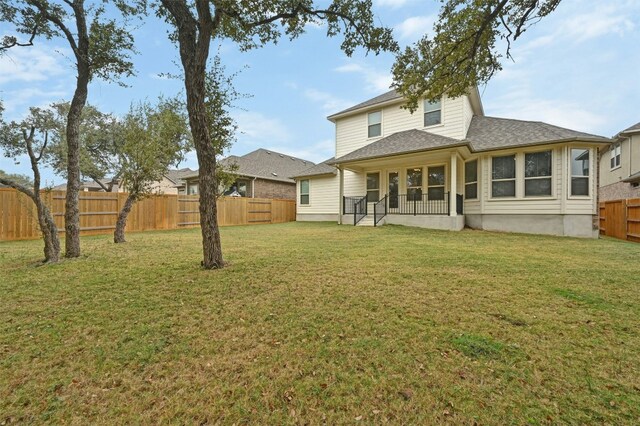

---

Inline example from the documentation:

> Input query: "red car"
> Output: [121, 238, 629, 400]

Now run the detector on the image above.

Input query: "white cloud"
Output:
[334, 62, 392, 93]
[375, 0, 411, 9]
[395, 15, 436, 41]
[234, 111, 292, 143]
[0, 45, 70, 85]
[303, 88, 353, 114]
[562, 6, 634, 42]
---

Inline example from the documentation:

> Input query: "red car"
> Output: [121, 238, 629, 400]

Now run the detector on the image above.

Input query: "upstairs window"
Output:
[571, 149, 590, 196]
[300, 180, 310, 205]
[610, 143, 621, 169]
[525, 151, 552, 197]
[367, 111, 382, 138]
[427, 166, 445, 200]
[424, 99, 442, 127]
[492, 154, 516, 197]
[465, 160, 478, 200]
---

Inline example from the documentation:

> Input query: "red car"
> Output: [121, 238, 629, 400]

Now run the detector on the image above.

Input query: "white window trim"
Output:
[464, 159, 479, 200]
[422, 97, 444, 130]
[568, 146, 592, 199]
[427, 164, 447, 200]
[523, 149, 554, 199]
[367, 110, 383, 140]
[299, 179, 311, 206]
[610, 142, 621, 170]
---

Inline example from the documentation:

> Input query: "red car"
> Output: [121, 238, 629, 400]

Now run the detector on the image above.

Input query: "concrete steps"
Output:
[356, 215, 382, 227]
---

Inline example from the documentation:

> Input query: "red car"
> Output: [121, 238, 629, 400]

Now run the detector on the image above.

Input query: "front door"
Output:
[388, 171, 399, 208]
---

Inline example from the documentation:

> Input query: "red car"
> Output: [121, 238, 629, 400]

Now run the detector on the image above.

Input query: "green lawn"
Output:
[1, 223, 639, 424]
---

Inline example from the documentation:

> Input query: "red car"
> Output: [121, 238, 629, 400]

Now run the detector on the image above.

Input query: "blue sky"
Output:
[1, 0, 639, 186]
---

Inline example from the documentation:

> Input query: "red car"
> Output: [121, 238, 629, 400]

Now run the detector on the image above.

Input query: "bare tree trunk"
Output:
[114, 194, 136, 243]
[64, 5, 90, 259]
[163, 0, 224, 269]
[0, 181, 60, 263]
[34, 192, 61, 262]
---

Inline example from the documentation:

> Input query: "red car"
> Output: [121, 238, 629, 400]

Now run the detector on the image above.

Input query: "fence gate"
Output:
[247, 199, 272, 224]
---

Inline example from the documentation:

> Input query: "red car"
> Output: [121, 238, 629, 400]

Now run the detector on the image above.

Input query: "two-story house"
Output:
[598, 122, 640, 202]
[292, 88, 611, 238]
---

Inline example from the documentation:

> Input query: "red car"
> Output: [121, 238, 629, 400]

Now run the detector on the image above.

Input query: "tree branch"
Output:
[27, 0, 80, 55]
[0, 23, 39, 51]
[0, 177, 36, 199]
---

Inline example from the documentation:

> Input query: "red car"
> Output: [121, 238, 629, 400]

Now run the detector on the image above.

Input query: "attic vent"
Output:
[266, 151, 271, 154]
[279, 154, 284, 157]
[303, 161, 307, 165]
[290, 157, 295, 160]
[271, 172, 278, 176]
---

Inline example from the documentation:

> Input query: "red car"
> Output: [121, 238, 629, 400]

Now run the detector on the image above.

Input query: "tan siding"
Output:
[480, 145, 597, 215]
[599, 134, 640, 187]
[334, 95, 471, 159]
[297, 175, 339, 214]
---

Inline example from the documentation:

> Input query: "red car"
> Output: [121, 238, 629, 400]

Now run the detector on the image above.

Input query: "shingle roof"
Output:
[623, 171, 640, 183]
[329, 116, 610, 164]
[185, 149, 315, 183]
[291, 158, 337, 178]
[466, 116, 608, 151]
[164, 168, 194, 186]
[327, 89, 401, 119]
[619, 121, 640, 135]
[52, 179, 118, 191]
[329, 129, 463, 164]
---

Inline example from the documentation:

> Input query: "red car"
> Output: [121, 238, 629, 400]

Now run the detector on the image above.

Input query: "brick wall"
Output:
[253, 178, 296, 200]
[599, 181, 640, 202]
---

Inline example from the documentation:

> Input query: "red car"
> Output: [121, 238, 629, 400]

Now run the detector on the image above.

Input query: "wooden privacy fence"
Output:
[599, 198, 640, 243]
[0, 188, 296, 242]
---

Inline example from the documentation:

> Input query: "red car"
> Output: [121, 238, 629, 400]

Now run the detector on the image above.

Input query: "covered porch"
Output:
[336, 148, 467, 230]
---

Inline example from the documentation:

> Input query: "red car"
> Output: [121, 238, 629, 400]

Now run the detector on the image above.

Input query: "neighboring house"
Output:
[292, 88, 611, 238]
[599, 122, 640, 201]
[183, 149, 314, 200]
[51, 168, 195, 195]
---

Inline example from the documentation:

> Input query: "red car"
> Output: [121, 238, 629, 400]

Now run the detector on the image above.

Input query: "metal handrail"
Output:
[387, 193, 450, 215]
[374, 195, 387, 226]
[353, 196, 367, 225]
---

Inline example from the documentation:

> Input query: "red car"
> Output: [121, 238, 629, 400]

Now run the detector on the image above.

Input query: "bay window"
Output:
[524, 150, 552, 197]
[492, 154, 516, 197]
[571, 148, 590, 196]
[465, 160, 478, 200]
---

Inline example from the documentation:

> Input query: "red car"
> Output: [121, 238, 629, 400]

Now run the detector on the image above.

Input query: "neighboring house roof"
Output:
[291, 158, 337, 178]
[329, 116, 610, 165]
[164, 168, 194, 187]
[52, 179, 118, 191]
[184, 149, 315, 184]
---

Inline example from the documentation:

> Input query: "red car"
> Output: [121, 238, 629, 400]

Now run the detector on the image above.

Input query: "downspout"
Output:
[252, 176, 256, 198]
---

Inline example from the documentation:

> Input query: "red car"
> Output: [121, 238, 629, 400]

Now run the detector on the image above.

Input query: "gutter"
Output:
[328, 136, 612, 166]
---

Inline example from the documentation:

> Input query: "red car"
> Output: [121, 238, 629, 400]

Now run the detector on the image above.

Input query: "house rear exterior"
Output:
[599, 122, 640, 201]
[293, 89, 610, 238]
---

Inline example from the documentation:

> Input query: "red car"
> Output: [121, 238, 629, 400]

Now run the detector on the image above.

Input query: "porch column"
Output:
[338, 165, 344, 224]
[449, 153, 457, 217]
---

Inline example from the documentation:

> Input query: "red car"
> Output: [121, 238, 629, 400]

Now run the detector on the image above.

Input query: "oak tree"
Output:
[156, 0, 397, 268]
[1, 0, 144, 258]
[392, 0, 561, 111]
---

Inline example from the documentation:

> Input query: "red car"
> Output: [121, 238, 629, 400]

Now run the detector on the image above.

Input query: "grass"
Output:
[1, 222, 640, 424]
